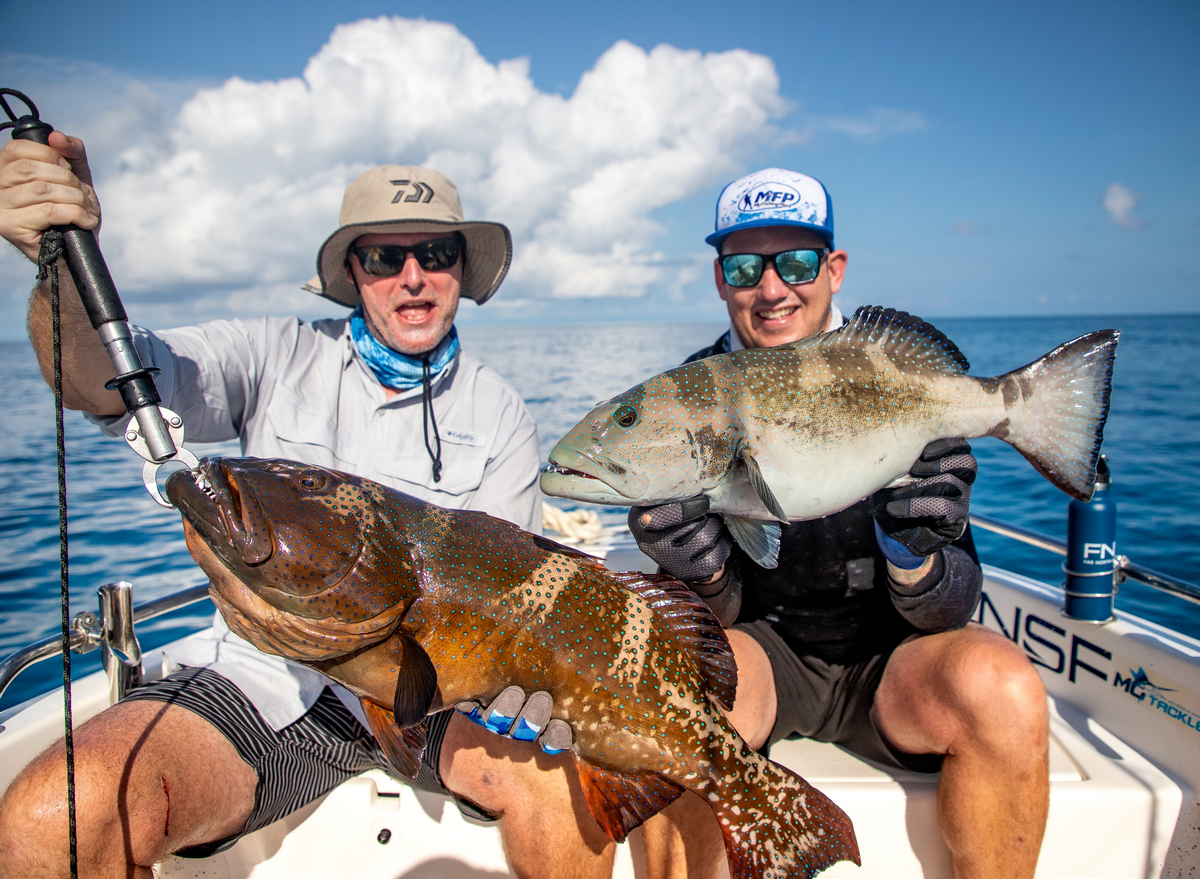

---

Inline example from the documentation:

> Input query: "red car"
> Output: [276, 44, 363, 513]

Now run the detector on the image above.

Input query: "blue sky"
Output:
[0, 0, 1196, 335]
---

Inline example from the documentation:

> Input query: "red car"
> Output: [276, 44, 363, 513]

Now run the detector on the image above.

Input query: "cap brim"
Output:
[706, 217, 834, 250]
[308, 219, 512, 307]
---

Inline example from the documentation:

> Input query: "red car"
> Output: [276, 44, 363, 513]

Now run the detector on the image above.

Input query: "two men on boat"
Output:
[625, 169, 1051, 878]
[0, 127, 1050, 879]
[0, 132, 613, 877]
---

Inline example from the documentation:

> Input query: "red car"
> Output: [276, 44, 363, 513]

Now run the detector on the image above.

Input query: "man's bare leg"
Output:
[873, 623, 1049, 879]
[439, 712, 618, 879]
[0, 700, 256, 878]
[637, 629, 778, 879]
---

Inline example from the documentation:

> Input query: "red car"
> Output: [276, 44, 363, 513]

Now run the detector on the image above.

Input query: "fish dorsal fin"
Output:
[610, 572, 738, 710]
[393, 630, 439, 729]
[741, 451, 788, 523]
[361, 700, 427, 780]
[575, 760, 685, 842]
[805, 305, 971, 375]
[724, 515, 781, 570]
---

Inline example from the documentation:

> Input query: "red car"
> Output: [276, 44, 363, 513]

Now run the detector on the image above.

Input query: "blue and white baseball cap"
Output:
[706, 168, 834, 250]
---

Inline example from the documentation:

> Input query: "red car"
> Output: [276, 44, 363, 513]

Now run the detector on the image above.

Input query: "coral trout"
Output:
[166, 458, 859, 879]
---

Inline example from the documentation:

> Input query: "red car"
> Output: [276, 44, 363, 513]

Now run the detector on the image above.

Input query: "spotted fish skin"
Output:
[541, 306, 1119, 567]
[166, 458, 860, 879]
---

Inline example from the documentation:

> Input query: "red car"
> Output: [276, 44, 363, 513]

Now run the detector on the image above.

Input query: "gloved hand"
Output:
[871, 438, 977, 566]
[627, 496, 732, 582]
[456, 685, 573, 755]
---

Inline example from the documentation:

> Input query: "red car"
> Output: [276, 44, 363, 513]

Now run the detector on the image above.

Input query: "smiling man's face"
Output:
[715, 226, 847, 349]
[348, 231, 463, 355]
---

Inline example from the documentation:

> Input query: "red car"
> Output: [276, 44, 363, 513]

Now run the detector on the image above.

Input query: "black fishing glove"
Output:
[456, 686, 573, 755]
[871, 438, 977, 564]
[628, 497, 732, 583]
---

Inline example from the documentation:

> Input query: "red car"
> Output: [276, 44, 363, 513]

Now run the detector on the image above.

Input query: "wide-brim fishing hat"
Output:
[303, 164, 512, 306]
[705, 168, 835, 250]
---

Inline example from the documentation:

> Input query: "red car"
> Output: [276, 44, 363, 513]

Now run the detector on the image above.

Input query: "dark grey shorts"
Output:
[732, 620, 943, 774]
[119, 666, 472, 857]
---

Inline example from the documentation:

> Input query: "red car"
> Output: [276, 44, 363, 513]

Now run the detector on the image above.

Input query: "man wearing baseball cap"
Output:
[0, 135, 603, 876]
[631, 169, 1051, 878]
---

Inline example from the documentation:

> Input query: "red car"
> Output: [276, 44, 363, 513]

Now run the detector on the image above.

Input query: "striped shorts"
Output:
[120, 666, 463, 857]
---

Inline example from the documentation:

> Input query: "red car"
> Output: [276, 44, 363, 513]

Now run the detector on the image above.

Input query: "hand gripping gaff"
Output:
[1, 88, 198, 505]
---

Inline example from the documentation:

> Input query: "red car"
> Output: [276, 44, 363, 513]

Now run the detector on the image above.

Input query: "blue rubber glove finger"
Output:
[480, 684, 526, 734]
[509, 690, 553, 742]
[538, 718, 574, 755]
[456, 687, 572, 753]
[455, 699, 486, 724]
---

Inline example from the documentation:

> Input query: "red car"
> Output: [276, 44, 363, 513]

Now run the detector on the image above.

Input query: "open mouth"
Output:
[166, 459, 273, 565]
[542, 462, 602, 481]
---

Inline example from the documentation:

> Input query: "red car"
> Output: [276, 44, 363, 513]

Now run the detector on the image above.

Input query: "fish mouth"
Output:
[542, 462, 600, 481]
[166, 459, 275, 566]
[540, 449, 649, 504]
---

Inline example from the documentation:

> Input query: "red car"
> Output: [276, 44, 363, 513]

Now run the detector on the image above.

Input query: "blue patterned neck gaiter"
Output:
[349, 305, 459, 390]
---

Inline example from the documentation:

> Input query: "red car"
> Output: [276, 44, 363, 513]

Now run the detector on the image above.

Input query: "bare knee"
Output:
[950, 631, 1048, 749]
[724, 629, 777, 750]
[0, 700, 256, 875]
[0, 737, 132, 875]
[876, 626, 1049, 759]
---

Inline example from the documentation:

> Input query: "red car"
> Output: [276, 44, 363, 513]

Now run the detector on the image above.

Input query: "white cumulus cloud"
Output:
[12, 18, 790, 321]
[1101, 182, 1144, 229]
[1, 18, 930, 330]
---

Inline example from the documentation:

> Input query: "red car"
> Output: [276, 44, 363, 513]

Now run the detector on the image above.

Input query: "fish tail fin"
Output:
[710, 756, 860, 879]
[991, 329, 1119, 501]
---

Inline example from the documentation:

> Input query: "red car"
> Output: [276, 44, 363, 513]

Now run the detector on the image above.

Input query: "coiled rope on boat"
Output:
[541, 502, 604, 545]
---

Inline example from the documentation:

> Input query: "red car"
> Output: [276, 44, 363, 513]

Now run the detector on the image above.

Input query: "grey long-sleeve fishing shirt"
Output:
[89, 314, 541, 728]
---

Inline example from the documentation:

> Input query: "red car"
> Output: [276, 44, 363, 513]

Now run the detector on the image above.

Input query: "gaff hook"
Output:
[3, 88, 198, 506]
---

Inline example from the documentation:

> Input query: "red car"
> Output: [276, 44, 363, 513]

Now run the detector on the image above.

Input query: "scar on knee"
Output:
[162, 776, 170, 838]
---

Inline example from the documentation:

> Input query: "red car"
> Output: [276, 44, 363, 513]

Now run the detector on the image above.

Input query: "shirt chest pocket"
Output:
[377, 436, 489, 499]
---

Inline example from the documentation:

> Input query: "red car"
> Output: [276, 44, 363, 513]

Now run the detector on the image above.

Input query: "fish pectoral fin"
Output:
[394, 630, 440, 729]
[362, 700, 427, 780]
[724, 516, 781, 570]
[575, 761, 685, 843]
[740, 452, 788, 523]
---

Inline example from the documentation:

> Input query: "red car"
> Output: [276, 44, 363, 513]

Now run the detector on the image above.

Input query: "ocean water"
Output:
[2, 314, 1198, 712]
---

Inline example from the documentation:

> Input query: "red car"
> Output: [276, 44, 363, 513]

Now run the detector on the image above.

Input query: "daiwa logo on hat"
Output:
[706, 168, 835, 249]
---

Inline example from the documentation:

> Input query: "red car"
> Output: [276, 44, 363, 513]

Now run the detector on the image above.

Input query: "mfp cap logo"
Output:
[739, 183, 801, 214]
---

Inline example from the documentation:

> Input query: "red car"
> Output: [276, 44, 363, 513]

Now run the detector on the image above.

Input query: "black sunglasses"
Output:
[351, 234, 463, 277]
[719, 248, 828, 288]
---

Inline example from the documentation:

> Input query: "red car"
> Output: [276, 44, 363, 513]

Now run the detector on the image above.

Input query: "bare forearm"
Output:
[26, 261, 123, 415]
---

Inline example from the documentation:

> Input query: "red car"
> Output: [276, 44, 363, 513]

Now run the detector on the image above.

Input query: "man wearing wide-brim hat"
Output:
[2, 135, 599, 876]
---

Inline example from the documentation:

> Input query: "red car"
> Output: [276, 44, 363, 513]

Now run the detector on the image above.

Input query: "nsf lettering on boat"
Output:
[975, 586, 1200, 738]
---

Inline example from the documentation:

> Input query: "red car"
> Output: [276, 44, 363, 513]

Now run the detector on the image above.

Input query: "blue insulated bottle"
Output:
[1064, 456, 1117, 622]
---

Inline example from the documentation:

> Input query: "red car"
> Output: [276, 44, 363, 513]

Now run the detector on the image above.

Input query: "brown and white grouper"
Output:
[166, 457, 860, 879]
[541, 306, 1120, 568]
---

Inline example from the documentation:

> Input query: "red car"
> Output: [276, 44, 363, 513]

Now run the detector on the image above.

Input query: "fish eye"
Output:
[612, 404, 639, 428]
[297, 470, 327, 491]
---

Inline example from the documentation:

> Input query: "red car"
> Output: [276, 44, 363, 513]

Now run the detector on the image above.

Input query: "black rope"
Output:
[420, 354, 443, 483]
[38, 229, 79, 879]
